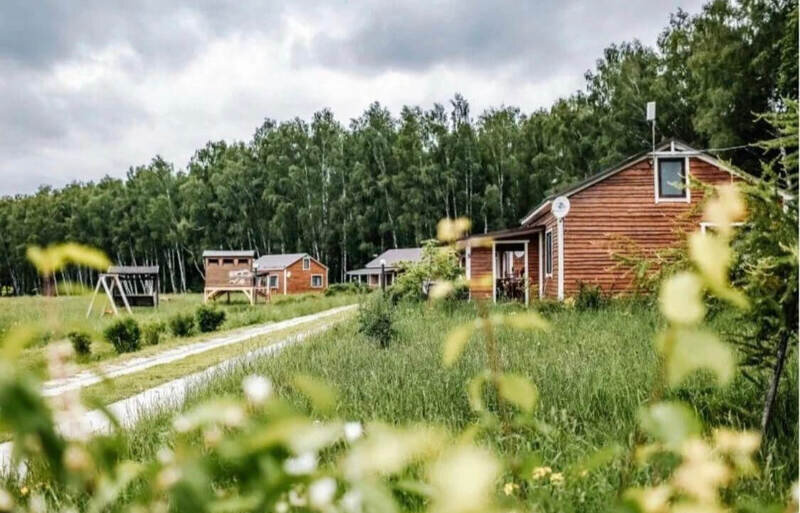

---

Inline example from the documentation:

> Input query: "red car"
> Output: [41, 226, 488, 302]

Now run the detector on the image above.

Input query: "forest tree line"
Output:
[0, 0, 796, 294]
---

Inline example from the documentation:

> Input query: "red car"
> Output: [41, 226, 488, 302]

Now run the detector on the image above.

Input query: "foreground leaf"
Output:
[496, 373, 538, 413]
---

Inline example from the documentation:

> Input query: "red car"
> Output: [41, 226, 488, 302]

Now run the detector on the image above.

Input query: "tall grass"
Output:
[60, 300, 795, 511]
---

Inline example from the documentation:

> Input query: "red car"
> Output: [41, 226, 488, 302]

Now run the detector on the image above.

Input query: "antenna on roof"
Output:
[646, 101, 656, 155]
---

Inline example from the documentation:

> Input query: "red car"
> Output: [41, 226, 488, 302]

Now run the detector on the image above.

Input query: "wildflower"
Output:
[673, 438, 729, 503]
[274, 501, 289, 513]
[19, 487, 28, 496]
[531, 466, 552, 480]
[203, 425, 223, 447]
[63, 444, 92, 472]
[344, 421, 363, 442]
[156, 448, 174, 465]
[309, 477, 337, 509]
[549, 472, 565, 486]
[242, 375, 272, 405]
[0, 489, 13, 511]
[284, 452, 318, 475]
[289, 487, 307, 507]
[222, 405, 245, 427]
[503, 482, 519, 496]
[156, 466, 182, 490]
[341, 490, 363, 513]
[172, 415, 192, 433]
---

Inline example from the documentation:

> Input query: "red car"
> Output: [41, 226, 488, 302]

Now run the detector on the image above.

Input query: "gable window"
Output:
[545, 231, 553, 276]
[657, 158, 688, 200]
[303, 256, 311, 270]
[268, 275, 278, 288]
[311, 274, 323, 288]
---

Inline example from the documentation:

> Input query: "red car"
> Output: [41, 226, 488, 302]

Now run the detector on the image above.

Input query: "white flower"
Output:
[309, 477, 337, 509]
[242, 375, 273, 405]
[284, 452, 317, 475]
[288, 488, 307, 506]
[340, 490, 363, 513]
[274, 500, 289, 513]
[343, 422, 363, 442]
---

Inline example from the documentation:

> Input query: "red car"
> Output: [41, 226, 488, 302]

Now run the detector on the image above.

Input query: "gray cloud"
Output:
[0, 0, 705, 196]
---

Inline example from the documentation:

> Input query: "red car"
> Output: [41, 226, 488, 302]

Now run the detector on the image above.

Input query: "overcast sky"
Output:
[0, 0, 705, 196]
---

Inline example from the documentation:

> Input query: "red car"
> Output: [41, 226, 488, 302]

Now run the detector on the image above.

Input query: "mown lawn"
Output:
[16, 299, 798, 511]
[0, 292, 358, 375]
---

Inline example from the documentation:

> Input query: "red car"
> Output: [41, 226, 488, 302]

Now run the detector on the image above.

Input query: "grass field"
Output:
[0, 291, 358, 376]
[23, 299, 794, 511]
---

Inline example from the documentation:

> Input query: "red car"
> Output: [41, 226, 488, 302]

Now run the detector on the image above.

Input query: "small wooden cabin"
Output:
[254, 253, 328, 295]
[461, 140, 745, 303]
[346, 248, 423, 287]
[203, 250, 266, 304]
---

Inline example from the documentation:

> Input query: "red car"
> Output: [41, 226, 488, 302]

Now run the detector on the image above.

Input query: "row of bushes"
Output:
[68, 304, 228, 356]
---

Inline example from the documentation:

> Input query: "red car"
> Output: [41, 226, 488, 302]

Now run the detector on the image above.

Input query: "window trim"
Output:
[268, 274, 279, 289]
[699, 221, 744, 234]
[655, 156, 690, 203]
[544, 230, 553, 277]
[310, 274, 323, 288]
[303, 256, 311, 270]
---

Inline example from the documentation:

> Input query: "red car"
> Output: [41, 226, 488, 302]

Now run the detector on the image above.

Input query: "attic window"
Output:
[303, 257, 311, 270]
[657, 158, 688, 201]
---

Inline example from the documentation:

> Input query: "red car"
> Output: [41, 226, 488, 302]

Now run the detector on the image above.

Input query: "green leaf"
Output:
[660, 328, 736, 387]
[443, 324, 475, 367]
[496, 373, 538, 413]
[639, 401, 701, 448]
[292, 374, 338, 413]
[659, 272, 705, 325]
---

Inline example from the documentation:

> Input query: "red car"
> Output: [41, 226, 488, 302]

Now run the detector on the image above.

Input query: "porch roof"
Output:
[457, 225, 544, 248]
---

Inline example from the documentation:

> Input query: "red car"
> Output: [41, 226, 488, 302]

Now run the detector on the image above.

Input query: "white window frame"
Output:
[310, 274, 323, 288]
[544, 230, 553, 277]
[655, 156, 691, 203]
[700, 222, 745, 234]
[268, 274, 278, 289]
[303, 256, 311, 270]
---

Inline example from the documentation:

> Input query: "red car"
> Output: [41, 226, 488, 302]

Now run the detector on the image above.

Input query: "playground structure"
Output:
[86, 266, 160, 317]
[202, 250, 269, 305]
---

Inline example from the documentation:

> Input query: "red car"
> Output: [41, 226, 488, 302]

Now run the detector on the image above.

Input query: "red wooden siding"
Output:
[468, 246, 493, 299]
[531, 157, 734, 298]
[271, 257, 328, 295]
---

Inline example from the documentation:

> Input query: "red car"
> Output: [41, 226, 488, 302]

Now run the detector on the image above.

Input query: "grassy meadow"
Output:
[29, 299, 795, 511]
[0, 291, 358, 376]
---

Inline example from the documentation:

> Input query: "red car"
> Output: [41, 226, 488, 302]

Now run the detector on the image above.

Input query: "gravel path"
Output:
[41, 304, 357, 397]
[0, 305, 356, 476]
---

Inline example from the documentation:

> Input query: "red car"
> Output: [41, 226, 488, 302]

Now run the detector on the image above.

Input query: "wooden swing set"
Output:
[86, 266, 159, 317]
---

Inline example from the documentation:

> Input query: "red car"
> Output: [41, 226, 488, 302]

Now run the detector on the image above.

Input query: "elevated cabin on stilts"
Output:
[202, 250, 268, 304]
[87, 266, 159, 317]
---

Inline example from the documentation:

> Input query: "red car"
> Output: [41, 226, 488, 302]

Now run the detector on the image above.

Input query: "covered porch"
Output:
[462, 226, 544, 305]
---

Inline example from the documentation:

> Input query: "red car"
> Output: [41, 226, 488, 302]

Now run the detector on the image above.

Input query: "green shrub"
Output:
[67, 331, 91, 356]
[574, 282, 608, 310]
[142, 321, 166, 346]
[169, 313, 195, 337]
[324, 282, 367, 296]
[103, 317, 141, 354]
[196, 305, 226, 332]
[391, 240, 464, 302]
[357, 293, 395, 348]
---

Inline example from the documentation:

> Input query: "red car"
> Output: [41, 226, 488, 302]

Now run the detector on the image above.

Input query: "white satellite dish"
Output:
[552, 196, 570, 219]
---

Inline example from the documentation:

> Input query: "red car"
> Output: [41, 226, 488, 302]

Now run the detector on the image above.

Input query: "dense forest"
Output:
[0, 0, 796, 294]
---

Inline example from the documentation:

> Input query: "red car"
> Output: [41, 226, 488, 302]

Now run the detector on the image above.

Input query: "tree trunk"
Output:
[760, 332, 790, 435]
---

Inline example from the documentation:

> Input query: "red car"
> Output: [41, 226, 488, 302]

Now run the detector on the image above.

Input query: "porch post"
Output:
[491, 241, 496, 303]
[524, 241, 529, 306]
[557, 218, 565, 301]
[538, 231, 543, 299]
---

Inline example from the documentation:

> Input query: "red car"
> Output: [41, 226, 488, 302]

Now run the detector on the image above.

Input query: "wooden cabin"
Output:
[203, 250, 266, 304]
[462, 140, 745, 303]
[254, 253, 328, 295]
[346, 248, 422, 287]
